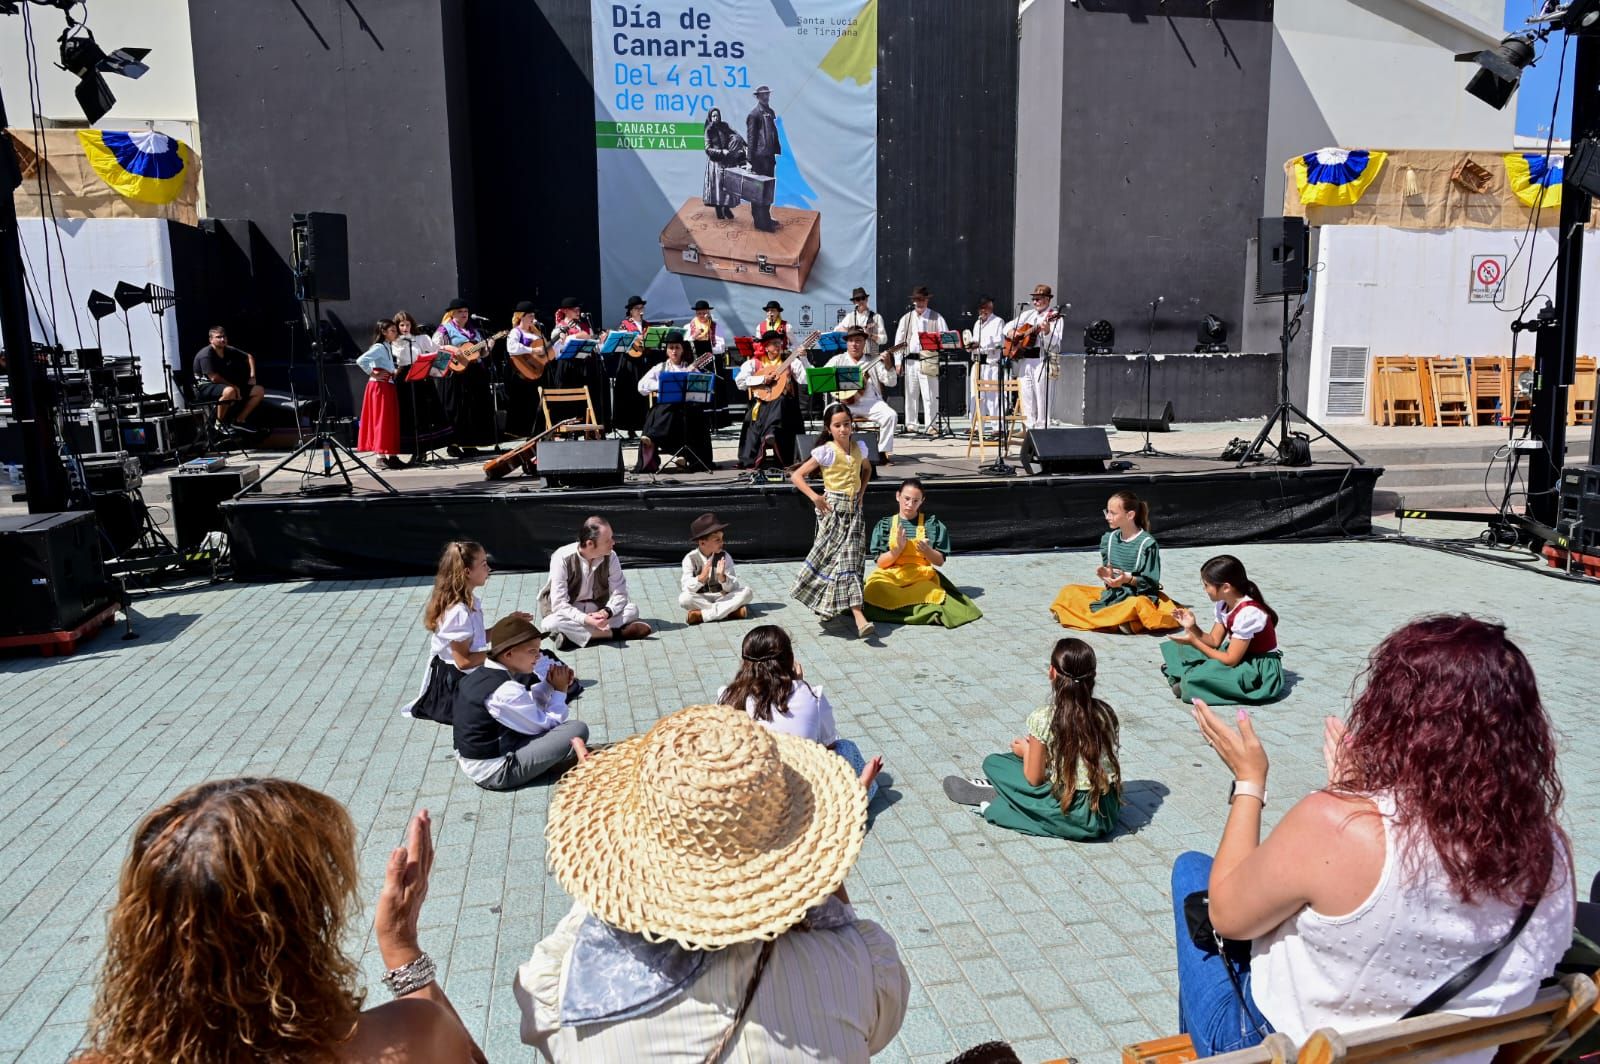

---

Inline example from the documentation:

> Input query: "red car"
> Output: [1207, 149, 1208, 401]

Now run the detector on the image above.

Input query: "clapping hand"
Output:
[1010, 737, 1029, 758]
[1095, 563, 1114, 584]
[891, 524, 908, 552]
[586, 610, 610, 628]
[715, 556, 728, 582]
[375, 810, 435, 970]
[1190, 699, 1269, 786]
[546, 663, 574, 692]
[1173, 606, 1196, 629]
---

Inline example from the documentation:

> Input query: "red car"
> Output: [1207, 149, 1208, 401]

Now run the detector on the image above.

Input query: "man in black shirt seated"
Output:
[193, 325, 265, 435]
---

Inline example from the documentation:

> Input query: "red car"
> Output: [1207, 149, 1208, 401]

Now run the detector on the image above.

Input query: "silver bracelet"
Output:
[381, 951, 437, 997]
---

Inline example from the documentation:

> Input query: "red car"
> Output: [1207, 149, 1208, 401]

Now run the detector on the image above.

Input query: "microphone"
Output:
[469, 313, 491, 323]
[1151, 296, 1165, 308]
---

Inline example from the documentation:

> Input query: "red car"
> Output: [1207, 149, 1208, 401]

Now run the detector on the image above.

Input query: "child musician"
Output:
[1160, 554, 1285, 706]
[1050, 490, 1181, 634]
[679, 512, 754, 624]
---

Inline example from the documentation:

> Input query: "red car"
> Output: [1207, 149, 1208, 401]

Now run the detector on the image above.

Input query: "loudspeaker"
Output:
[539, 439, 625, 487]
[1111, 399, 1175, 432]
[290, 211, 350, 302]
[794, 433, 881, 465]
[1257, 217, 1308, 297]
[0, 512, 111, 635]
[170, 464, 261, 550]
[1020, 428, 1111, 475]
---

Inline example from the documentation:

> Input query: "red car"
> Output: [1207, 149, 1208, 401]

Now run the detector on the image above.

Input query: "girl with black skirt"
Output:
[435, 299, 496, 456]
[391, 310, 452, 462]
[609, 295, 656, 438]
[406, 540, 491, 726]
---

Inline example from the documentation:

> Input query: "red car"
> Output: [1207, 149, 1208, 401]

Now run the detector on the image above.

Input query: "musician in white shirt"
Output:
[836, 286, 888, 356]
[893, 285, 947, 434]
[1004, 283, 1065, 430]
[734, 329, 807, 467]
[825, 326, 897, 463]
[966, 295, 1007, 419]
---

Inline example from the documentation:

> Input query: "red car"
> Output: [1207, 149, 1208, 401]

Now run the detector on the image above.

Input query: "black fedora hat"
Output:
[763, 300, 783, 312]
[514, 300, 536, 314]
[626, 294, 646, 309]
[850, 286, 869, 301]
[445, 298, 469, 312]
[560, 296, 581, 309]
[693, 299, 713, 311]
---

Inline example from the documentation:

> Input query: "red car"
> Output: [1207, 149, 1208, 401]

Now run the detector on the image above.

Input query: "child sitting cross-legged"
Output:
[679, 512, 755, 625]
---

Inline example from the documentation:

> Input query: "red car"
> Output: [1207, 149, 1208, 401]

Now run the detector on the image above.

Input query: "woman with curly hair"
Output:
[1172, 615, 1575, 1058]
[80, 778, 483, 1063]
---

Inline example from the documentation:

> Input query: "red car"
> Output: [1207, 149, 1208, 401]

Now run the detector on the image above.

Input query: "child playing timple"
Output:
[1160, 553, 1285, 706]
[943, 637, 1121, 840]
[679, 512, 755, 625]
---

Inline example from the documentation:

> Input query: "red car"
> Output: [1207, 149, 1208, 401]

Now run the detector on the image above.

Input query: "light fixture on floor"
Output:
[1195, 314, 1228, 353]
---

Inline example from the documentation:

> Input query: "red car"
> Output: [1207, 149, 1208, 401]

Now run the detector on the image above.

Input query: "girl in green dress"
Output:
[1159, 554, 1284, 706]
[942, 638, 1122, 840]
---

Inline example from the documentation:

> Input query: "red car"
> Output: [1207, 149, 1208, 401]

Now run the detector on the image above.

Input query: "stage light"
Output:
[1561, 0, 1600, 31]
[1196, 313, 1228, 353]
[1456, 34, 1536, 111]
[1084, 319, 1115, 355]
[56, 21, 148, 124]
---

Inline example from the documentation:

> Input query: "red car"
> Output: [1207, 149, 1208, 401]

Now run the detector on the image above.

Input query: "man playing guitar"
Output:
[734, 328, 809, 468]
[825, 325, 899, 464]
[1004, 283, 1065, 430]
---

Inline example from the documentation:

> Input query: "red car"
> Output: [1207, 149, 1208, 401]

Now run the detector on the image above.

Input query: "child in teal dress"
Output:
[1159, 554, 1285, 706]
[943, 638, 1122, 840]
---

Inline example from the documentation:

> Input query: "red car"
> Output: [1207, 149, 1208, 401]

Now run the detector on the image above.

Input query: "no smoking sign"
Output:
[1470, 254, 1507, 303]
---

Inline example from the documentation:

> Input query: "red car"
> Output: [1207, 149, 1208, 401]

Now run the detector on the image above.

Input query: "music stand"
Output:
[403, 352, 444, 464]
[646, 371, 716, 478]
[1116, 299, 1193, 462]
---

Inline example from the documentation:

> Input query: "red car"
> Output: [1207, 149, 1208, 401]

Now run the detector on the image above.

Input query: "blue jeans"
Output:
[1171, 851, 1273, 1056]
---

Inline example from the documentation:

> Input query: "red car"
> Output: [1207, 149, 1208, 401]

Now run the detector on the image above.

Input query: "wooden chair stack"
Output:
[1471, 357, 1509, 426]
[1427, 357, 1472, 426]
[1571, 356, 1596, 426]
[1371, 357, 1426, 426]
[967, 378, 1026, 460]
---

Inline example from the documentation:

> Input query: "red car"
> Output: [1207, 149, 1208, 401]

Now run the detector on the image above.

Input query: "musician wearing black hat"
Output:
[893, 286, 948, 435]
[734, 328, 806, 468]
[825, 325, 897, 462]
[434, 299, 495, 455]
[835, 286, 887, 357]
[759, 299, 793, 350]
[745, 85, 780, 232]
[544, 296, 611, 429]
[503, 300, 548, 438]
[609, 295, 655, 437]
[635, 329, 713, 473]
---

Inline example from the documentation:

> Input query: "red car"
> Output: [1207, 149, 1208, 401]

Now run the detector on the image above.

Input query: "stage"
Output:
[220, 427, 1381, 581]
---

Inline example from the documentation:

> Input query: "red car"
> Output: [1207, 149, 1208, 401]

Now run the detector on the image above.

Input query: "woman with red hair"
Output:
[1171, 615, 1574, 1058]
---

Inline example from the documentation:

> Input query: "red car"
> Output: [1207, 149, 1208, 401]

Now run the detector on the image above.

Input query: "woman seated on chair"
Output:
[1170, 615, 1574, 1058]
[863, 478, 982, 629]
[635, 330, 713, 472]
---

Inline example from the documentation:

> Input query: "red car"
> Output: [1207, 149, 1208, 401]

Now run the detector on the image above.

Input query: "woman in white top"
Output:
[1176, 614, 1573, 1057]
[718, 624, 883, 800]
[355, 319, 405, 468]
[391, 310, 451, 462]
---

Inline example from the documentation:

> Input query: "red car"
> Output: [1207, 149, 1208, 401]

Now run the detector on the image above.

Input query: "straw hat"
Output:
[545, 703, 867, 950]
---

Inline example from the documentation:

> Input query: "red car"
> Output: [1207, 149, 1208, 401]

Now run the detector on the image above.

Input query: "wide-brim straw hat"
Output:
[545, 703, 867, 950]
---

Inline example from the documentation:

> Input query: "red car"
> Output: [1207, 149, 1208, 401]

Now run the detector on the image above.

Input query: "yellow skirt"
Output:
[865, 561, 945, 611]
[1050, 584, 1181, 633]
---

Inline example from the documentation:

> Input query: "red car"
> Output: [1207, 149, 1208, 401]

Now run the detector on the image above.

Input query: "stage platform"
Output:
[220, 425, 1381, 581]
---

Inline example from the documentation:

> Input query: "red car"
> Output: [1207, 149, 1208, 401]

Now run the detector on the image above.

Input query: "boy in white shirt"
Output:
[679, 512, 754, 625]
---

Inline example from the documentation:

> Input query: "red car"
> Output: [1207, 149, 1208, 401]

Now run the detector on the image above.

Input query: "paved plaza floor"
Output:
[1, 521, 1596, 1063]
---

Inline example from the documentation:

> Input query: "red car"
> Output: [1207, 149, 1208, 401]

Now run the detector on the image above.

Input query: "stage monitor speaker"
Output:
[1257, 217, 1308, 297]
[794, 433, 881, 465]
[1111, 399, 1175, 433]
[170, 464, 262, 550]
[1020, 428, 1111, 475]
[0, 512, 111, 635]
[539, 439, 625, 487]
[290, 211, 350, 302]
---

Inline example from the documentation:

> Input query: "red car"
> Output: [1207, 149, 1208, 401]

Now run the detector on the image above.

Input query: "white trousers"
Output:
[971, 357, 1000, 419]
[538, 600, 641, 647]
[1016, 357, 1052, 430]
[844, 396, 897, 456]
[678, 584, 754, 621]
[903, 360, 940, 430]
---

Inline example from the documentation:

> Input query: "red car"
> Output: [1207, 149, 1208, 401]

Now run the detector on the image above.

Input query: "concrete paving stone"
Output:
[984, 992, 1053, 1042]
[14, 1024, 84, 1064]
[893, 1006, 953, 1056]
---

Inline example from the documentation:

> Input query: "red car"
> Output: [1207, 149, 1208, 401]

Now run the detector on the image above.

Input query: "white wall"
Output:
[1305, 224, 1596, 420]
[1264, 0, 1515, 216]
[0, 1, 197, 126]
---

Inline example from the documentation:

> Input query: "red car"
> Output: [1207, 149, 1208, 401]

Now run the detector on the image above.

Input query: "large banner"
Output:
[591, 0, 877, 339]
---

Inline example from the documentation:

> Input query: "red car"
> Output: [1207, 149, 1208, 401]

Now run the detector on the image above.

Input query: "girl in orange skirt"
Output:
[1049, 489, 1181, 633]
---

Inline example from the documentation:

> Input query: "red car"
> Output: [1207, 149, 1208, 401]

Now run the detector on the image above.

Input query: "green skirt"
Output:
[1159, 639, 1285, 706]
[980, 752, 1120, 841]
[862, 571, 983, 628]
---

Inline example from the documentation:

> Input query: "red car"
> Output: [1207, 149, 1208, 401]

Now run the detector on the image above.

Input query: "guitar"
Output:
[481, 418, 578, 480]
[747, 330, 823, 403]
[508, 321, 553, 382]
[445, 330, 510, 374]
[1002, 308, 1059, 361]
[834, 341, 909, 403]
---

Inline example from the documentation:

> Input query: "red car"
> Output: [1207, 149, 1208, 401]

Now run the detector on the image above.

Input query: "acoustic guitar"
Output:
[508, 321, 553, 382]
[1002, 309, 1059, 361]
[747, 330, 823, 403]
[481, 418, 578, 480]
[834, 341, 909, 404]
[445, 330, 510, 374]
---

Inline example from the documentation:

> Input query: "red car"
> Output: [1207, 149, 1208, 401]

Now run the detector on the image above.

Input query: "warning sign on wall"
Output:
[1469, 254, 1507, 303]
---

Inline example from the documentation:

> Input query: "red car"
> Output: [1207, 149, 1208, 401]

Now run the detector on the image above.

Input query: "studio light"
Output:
[56, 22, 149, 124]
[1456, 34, 1536, 111]
[1084, 319, 1115, 355]
[1196, 313, 1228, 353]
[1561, 0, 1600, 31]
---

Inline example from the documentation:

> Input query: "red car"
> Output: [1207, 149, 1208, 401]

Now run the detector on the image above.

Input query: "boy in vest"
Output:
[453, 615, 588, 791]
[537, 516, 653, 649]
[679, 512, 755, 625]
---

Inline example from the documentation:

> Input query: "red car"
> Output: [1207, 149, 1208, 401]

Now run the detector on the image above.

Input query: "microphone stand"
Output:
[980, 303, 1025, 477]
[472, 316, 504, 455]
[1117, 297, 1184, 461]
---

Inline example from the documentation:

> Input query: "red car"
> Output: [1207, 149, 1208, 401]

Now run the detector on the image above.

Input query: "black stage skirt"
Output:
[397, 375, 452, 455]
[610, 351, 660, 432]
[738, 390, 802, 468]
[544, 355, 612, 430]
[409, 656, 465, 726]
[503, 372, 542, 439]
[639, 400, 714, 471]
[438, 361, 497, 446]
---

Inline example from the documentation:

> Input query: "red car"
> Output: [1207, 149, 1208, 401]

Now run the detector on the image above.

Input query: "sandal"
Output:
[856, 620, 876, 639]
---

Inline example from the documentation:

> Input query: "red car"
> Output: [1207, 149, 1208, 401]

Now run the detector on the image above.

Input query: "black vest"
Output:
[453, 667, 535, 761]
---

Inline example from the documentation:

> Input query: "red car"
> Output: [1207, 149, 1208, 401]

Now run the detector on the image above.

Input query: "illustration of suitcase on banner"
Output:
[718, 166, 775, 208]
[659, 196, 822, 293]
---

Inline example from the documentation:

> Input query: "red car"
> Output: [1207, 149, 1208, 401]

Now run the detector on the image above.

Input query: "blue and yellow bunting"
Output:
[1291, 148, 1387, 207]
[1504, 152, 1562, 210]
[76, 129, 192, 205]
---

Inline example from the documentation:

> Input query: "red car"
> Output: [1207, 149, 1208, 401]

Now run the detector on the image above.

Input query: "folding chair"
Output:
[1375, 361, 1424, 426]
[1571, 355, 1596, 426]
[174, 367, 251, 455]
[1471, 356, 1508, 425]
[1427, 357, 1472, 426]
[967, 378, 1025, 460]
[539, 387, 603, 440]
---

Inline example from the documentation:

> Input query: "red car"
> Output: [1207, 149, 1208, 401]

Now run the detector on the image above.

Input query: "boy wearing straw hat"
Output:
[515, 703, 909, 1060]
[680, 512, 754, 625]
[452, 614, 588, 792]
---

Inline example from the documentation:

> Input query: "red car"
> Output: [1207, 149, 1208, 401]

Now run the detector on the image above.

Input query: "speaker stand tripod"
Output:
[1236, 291, 1364, 467]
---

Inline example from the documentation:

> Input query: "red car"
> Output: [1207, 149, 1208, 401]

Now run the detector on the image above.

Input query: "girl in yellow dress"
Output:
[1050, 490, 1181, 633]
[863, 478, 982, 628]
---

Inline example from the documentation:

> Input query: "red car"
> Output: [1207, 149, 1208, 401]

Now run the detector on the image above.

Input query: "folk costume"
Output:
[679, 546, 754, 623]
[1159, 599, 1286, 706]
[405, 594, 486, 726]
[536, 542, 643, 649]
[862, 512, 982, 629]
[717, 679, 878, 802]
[1050, 528, 1181, 633]
[893, 303, 948, 432]
[735, 341, 805, 468]
[1005, 296, 1065, 430]
[504, 305, 547, 438]
[981, 705, 1121, 841]
[546, 306, 612, 428]
[791, 439, 870, 619]
[836, 294, 889, 356]
[355, 340, 401, 458]
[391, 332, 451, 458]
[454, 656, 587, 792]
[824, 347, 897, 459]
[435, 316, 496, 447]
[609, 300, 658, 434]
[638, 353, 714, 472]
[967, 307, 1006, 419]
